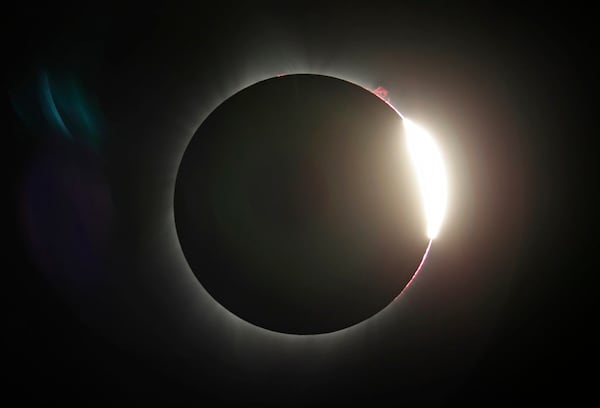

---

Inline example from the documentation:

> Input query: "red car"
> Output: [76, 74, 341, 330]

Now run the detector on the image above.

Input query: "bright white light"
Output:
[404, 119, 448, 239]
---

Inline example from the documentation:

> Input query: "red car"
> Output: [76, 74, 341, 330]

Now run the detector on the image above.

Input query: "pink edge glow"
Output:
[394, 239, 433, 301]
[367, 85, 430, 300]
[372, 86, 391, 103]
[367, 85, 405, 119]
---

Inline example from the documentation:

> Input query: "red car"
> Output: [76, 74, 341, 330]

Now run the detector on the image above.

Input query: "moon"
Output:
[174, 73, 446, 335]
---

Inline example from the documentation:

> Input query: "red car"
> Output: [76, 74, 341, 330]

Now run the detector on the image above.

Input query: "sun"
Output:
[403, 118, 448, 240]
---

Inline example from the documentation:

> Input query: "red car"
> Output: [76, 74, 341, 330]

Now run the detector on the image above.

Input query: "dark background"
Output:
[7, 2, 598, 406]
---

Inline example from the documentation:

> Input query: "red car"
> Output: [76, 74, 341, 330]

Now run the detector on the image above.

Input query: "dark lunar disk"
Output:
[175, 74, 427, 334]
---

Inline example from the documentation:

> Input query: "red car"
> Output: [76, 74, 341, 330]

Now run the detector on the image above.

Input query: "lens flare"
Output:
[404, 118, 448, 239]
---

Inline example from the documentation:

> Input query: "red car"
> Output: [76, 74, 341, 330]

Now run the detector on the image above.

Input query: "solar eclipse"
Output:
[174, 73, 447, 334]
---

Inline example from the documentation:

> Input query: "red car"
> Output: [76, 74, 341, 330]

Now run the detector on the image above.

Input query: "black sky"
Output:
[7, 2, 598, 406]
